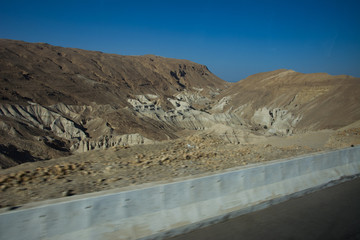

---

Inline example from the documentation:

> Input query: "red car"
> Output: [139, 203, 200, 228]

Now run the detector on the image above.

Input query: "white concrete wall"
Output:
[0, 146, 359, 240]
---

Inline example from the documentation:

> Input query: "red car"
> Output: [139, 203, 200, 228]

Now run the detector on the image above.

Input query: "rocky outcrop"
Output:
[0, 121, 21, 138]
[71, 134, 156, 153]
[212, 96, 232, 112]
[0, 103, 87, 140]
[127, 94, 244, 130]
[251, 107, 302, 135]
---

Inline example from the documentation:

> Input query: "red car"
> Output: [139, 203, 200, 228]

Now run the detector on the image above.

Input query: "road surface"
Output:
[167, 177, 360, 240]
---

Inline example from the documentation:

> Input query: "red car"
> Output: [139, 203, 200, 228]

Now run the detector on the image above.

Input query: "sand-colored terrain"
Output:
[0, 39, 359, 209]
[1, 124, 359, 208]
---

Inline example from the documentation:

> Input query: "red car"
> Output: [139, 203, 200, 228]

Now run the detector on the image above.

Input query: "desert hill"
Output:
[0, 39, 227, 106]
[0, 39, 230, 167]
[0, 39, 359, 169]
[215, 69, 360, 135]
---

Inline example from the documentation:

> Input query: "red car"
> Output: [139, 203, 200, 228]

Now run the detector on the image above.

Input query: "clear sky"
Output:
[1, 0, 360, 82]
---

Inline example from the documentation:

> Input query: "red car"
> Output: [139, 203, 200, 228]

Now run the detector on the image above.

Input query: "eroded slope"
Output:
[0, 39, 232, 167]
[216, 69, 360, 135]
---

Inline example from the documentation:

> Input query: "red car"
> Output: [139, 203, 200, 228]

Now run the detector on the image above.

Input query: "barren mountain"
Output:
[0, 39, 230, 167]
[0, 39, 359, 169]
[0, 39, 226, 106]
[216, 69, 360, 135]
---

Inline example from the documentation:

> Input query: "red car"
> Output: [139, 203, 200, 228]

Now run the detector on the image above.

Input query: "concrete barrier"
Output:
[0, 146, 359, 240]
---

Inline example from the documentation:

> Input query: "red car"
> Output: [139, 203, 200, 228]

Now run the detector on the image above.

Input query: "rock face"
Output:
[1, 39, 359, 168]
[0, 103, 87, 140]
[127, 94, 244, 131]
[71, 133, 156, 153]
[251, 107, 302, 135]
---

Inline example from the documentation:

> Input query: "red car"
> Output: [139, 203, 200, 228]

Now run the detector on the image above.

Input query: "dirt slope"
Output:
[0, 39, 226, 106]
[217, 69, 360, 134]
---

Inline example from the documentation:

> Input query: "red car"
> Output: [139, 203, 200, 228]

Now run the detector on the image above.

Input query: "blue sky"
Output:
[1, 0, 360, 82]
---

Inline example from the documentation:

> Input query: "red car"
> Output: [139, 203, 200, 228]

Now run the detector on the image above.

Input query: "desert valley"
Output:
[0, 39, 359, 208]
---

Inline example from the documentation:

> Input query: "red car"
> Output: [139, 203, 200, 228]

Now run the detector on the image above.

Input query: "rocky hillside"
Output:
[0, 39, 228, 105]
[215, 69, 360, 135]
[0, 39, 233, 168]
[1, 39, 359, 168]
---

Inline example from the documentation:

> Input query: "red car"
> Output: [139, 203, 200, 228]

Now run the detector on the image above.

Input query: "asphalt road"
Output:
[167, 177, 360, 240]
